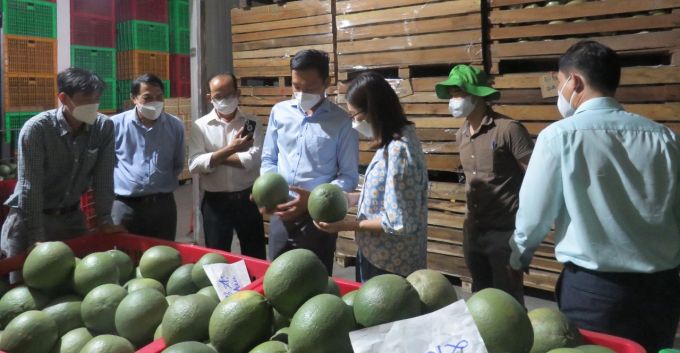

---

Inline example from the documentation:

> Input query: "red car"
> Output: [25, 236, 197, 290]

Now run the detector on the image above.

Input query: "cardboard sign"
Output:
[203, 261, 252, 301]
[349, 300, 488, 353]
[539, 73, 560, 98]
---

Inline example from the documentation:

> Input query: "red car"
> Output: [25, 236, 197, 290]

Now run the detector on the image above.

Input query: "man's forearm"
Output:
[209, 146, 237, 168]
[221, 155, 244, 169]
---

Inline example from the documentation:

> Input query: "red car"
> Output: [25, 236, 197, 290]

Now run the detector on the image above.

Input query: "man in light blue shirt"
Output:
[509, 41, 680, 352]
[111, 74, 186, 241]
[261, 49, 359, 275]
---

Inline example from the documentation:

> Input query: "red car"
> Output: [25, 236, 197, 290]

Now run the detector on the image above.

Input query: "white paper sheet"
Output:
[203, 261, 252, 301]
[349, 300, 488, 353]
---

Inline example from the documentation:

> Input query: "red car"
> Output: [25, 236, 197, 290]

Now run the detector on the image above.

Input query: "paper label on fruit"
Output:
[203, 261, 252, 301]
[349, 300, 488, 353]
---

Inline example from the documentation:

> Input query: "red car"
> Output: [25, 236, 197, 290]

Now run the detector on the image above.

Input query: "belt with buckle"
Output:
[115, 193, 171, 204]
[206, 187, 252, 201]
[43, 203, 80, 216]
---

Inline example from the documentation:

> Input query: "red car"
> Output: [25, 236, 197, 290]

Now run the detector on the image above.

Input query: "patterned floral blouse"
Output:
[355, 124, 429, 276]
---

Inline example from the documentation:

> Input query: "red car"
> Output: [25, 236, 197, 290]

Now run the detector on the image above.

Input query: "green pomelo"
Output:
[197, 287, 220, 303]
[272, 309, 290, 332]
[162, 341, 217, 353]
[52, 327, 94, 353]
[191, 253, 227, 288]
[249, 341, 288, 353]
[139, 246, 182, 283]
[107, 250, 134, 284]
[73, 253, 120, 296]
[529, 308, 583, 353]
[166, 295, 181, 307]
[308, 183, 348, 223]
[252, 173, 289, 210]
[81, 283, 128, 334]
[209, 290, 273, 353]
[79, 335, 135, 353]
[341, 291, 357, 307]
[325, 278, 341, 297]
[576, 346, 616, 353]
[263, 249, 328, 318]
[124, 278, 166, 295]
[0, 165, 11, 177]
[23, 242, 76, 290]
[42, 295, 84, 336]
[406, 269, 458, 314]
[0, 310, 58, 353]
[353, 274, 420, 328]
[270, 327, 289, 344]
[167, 264, 199, 296]
[162, 294, 218, 346]
[289, 294, 355, 353]
[0, 285, 51, 328]
[467, 288, 533, 353]
[115, 288, 169, 346]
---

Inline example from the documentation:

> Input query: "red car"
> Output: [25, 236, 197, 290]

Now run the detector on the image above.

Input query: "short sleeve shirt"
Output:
[456, 107, 534, 230]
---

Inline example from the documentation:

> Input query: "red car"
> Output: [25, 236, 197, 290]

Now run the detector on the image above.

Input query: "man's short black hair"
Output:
[290, 49, 330, 81]
[131, 73, 165, 96]
[559, 40, 621, 93]
[58, 68, 105, 97]
[207, 73, 238, 92]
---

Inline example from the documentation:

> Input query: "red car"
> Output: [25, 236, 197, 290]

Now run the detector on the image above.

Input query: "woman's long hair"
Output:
[346, 71, 412, 149]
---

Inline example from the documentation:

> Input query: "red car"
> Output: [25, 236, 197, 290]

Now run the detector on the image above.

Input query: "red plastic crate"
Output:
[71, 0, 114, 18]
[170, 80, 190, 98]
[116, 0, 168, 24]
[170, 54, 190, 82]
[80, 189, 97, 229]
[71, 14, 116, 48]
[581, 330, 646, 353]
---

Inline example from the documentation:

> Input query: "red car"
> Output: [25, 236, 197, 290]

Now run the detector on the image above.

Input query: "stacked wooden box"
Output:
[165, 98, 193, 182]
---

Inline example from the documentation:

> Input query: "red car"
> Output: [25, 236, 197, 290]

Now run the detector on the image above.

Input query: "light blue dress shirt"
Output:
[510, 97, 680, 273]
[112, 109, 186, 196]
[261, 98, 359, 192]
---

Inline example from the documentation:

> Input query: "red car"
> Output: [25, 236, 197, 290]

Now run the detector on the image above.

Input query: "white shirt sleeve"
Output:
[236, 116, 264, 172]
[188, 120, 214, 174]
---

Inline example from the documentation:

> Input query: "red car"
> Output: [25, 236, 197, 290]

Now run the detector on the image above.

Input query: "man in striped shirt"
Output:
[0, 68, 126, 276]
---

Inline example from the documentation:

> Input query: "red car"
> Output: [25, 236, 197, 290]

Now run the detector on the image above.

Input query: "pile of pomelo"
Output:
[0, 241, 616, 353]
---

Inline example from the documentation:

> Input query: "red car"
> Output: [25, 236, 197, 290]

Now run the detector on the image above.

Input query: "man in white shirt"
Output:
[189, 73, 266, 259]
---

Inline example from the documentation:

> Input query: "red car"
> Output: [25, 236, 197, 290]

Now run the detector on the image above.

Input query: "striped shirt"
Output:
[5, 108, 116, 244]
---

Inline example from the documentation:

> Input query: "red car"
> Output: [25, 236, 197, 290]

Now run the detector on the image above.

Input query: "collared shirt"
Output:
[5, 108, 115, 244]
[510, 97, 680, 273]
[456, 107, 534, 229]
[355, 124, 429, 276]
[261, 98, 359, 192]
[112, 109, 185, 196]
[189, 108, 264, 192]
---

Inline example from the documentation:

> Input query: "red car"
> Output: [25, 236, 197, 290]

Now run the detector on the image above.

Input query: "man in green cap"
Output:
[436, 65, 534, 305]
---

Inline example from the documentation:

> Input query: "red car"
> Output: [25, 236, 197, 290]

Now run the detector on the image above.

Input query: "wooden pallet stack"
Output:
[483, 0, 680, 289]
[165, 98, 193, 182]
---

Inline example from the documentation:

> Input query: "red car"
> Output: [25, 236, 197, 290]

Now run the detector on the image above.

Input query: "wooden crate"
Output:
[335, 0, 483, 79]
[486, 0, 680, 74]
[231, 0, 336, 86]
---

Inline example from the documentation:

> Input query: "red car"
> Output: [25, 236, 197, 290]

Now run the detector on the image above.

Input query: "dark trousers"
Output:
[112, 193, 177, 241]
[463, 222, 525, 305]
[557, 263, 680, 353]
[356, 249, 396, 283]
[269, 213, 337, 276]
[201, 190, 266, 260]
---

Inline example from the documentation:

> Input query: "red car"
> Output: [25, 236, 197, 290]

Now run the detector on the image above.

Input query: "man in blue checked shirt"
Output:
[0, 68, 126, 280]
[111, 74, 185, 241]
[260, 49, 359, 275]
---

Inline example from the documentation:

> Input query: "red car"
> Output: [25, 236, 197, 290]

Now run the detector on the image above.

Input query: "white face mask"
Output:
[213, 97, 238, 115]
[448, 96, 476, 119]
[66, 97, 99, 125]
[557, 76, 576, 119]
[352, 119, 373, 137]
[137, 101, 164, 121]
[294, 92, 322, 112]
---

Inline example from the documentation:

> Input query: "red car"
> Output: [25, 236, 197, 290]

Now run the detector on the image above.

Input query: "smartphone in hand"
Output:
[241, 119, 257, 140]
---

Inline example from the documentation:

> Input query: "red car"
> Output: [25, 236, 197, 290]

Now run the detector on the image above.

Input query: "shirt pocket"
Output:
[305, 134, 335, 168]
[475, 144, 495, 174]
[153, 138, 176, 173]
[82, 148, 99, 173]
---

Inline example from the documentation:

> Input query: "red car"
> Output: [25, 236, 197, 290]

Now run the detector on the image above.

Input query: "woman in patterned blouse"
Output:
[315, 71, 429, 282]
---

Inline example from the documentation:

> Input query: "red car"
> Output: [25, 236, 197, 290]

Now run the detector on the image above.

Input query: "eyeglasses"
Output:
[349, 111, 363, 120]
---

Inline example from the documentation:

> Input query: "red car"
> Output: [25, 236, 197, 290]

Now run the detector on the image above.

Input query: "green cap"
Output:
[435, 65, 500, 100]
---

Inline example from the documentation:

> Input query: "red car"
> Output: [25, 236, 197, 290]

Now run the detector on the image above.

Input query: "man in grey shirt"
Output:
[0, 68, 126, 271]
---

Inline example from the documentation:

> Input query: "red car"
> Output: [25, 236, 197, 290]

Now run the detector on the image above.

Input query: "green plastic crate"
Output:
[71, 46, 117, 80]
[3, 0, 57, 39]
[168, 0, 190, 29]
[117, 80, 171, 110]
[101, 80, 117, 112]
[169, 27, 190, 55]
[5, 111, 39, 142]
[116, 20, 169, 52]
